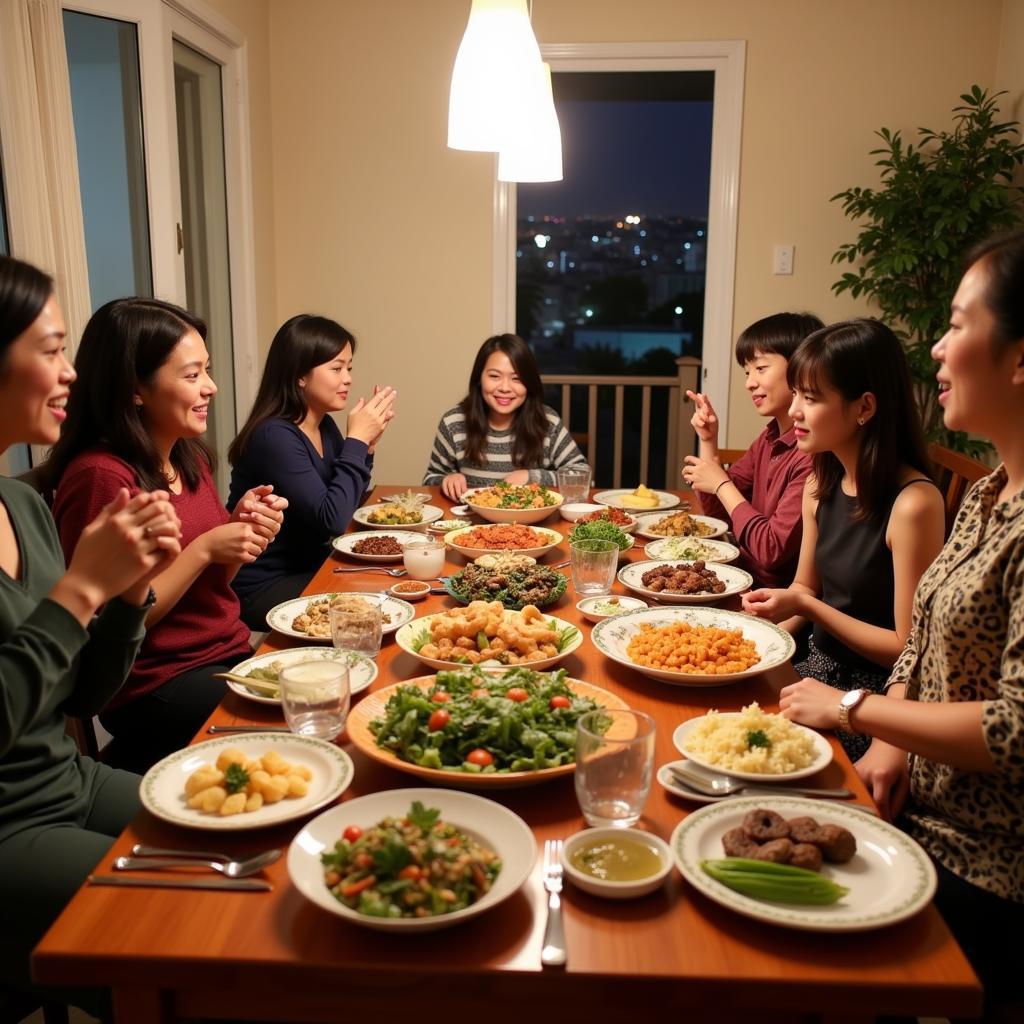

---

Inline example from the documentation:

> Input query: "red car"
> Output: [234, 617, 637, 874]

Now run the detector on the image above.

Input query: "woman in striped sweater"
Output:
[423, 334, 588, 501]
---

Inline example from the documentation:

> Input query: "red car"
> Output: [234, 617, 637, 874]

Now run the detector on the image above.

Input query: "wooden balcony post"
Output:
[670, 357, 701, 480]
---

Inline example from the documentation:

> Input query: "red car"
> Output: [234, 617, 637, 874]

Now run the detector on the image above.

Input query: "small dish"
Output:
[560, 502, 604, 523]
[449, 504, 471, 517]
[388, 580, 430, 601]
[561, 827, 673, 899]
[576, 595, 647, 623]
[429, 518, 472, 534]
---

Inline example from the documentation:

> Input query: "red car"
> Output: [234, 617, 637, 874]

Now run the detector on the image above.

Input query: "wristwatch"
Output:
[837, 688, 870, 734]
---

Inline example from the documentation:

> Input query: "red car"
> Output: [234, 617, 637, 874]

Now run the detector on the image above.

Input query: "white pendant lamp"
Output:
[498, 61, 562, 182]
[447, 0, 542, 152]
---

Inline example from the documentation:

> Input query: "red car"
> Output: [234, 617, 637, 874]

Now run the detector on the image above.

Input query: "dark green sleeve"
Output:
[60, 597, 148, 717]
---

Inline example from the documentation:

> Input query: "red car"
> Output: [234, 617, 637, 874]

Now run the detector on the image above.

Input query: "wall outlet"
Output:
[773, 244, 794, 275]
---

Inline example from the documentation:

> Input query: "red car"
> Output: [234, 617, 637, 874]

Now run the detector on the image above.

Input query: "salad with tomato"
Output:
[369, 667, 605, 773]
[321, 801, 501, 918]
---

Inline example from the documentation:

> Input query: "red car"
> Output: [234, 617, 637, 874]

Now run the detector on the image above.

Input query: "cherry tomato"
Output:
[398, 864, 423, 881]
[428, 708, 451, 731]
[506, 687, 529, 702]
[354, 852, 374, 870]
[431, 690, 451, 703]
[549, 695, 571, 709]
[342, 825, 363, 843]
[466, 748, 495, 767]
[471, 688, 490, 699]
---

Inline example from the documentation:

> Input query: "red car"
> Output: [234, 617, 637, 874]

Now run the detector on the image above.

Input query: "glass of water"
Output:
[575, 709, 656, 828]
[279, 660, 350, 741]
[557, 466, 592, 504]
[329, 595, 384, 658]
[570, 538, 618, 596]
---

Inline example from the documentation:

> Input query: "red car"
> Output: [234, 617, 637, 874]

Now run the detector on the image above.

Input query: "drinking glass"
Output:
[279, 660, 350, 741]
[329, 596, 384, 658]
[574, 709, 656, 828]
[403, 539, 446, 580]
[570, 538, 618, 596]
[557, 466, 592, 504]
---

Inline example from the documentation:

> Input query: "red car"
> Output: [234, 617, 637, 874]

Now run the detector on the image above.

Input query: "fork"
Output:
[332, 567, 407, 576]
[541, 838, 567, 968]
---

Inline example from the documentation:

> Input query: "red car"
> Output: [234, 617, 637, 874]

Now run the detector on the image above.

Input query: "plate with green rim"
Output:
[225, 647, 378, 706]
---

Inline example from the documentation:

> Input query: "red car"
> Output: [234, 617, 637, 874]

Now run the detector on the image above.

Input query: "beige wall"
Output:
[218, 0, 1006, 481]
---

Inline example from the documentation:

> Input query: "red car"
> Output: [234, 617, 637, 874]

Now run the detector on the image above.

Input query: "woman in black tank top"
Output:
[741, 319, 945, 759]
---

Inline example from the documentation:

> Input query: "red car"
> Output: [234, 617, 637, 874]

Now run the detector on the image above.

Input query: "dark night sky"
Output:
[518, 99, 714, 220]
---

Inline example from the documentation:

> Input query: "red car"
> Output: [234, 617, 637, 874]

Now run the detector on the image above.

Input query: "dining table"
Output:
[32, 485, 982, 1024]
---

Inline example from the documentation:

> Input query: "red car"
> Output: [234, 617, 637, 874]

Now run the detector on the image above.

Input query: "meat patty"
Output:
[789, 842, 824, 872]
[817, 824, 857, 863]
[721, 826, 760, 858]
[787, 816, 823, 844]
[741, 808, 790, 841]
[753, 838, 794, 864]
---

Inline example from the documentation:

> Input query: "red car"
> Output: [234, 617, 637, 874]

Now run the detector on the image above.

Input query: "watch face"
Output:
[841, 688, 865, 707]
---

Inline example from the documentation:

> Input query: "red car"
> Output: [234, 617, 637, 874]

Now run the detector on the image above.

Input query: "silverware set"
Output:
[669, 762, 854, 800]
[89, 844, 281, 891]
[540, 838, 567, 968]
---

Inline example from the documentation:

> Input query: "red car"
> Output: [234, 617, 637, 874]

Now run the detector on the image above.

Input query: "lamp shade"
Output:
[498, 61, 562, 182]
[447, 0, 542, 152]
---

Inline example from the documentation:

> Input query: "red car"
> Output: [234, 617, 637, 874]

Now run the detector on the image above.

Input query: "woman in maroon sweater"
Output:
[48, 298, 286, 771]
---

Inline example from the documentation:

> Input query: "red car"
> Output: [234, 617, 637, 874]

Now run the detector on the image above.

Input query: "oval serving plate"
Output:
[266, 593, 415, 642]
[225, 647, 378, 706]
[347, 675, 628, 788]
[643, 536, 740, 563]
[617, 559, 753, 605]
[590, 605, 795, 686]
[331, 530, 427, 563]
[351, 504, 444, 532]
[444, 523, 563, 561]
[632, 511, 728, 540]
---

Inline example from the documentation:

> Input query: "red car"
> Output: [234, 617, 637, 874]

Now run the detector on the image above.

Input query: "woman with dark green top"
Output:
[0, 256, 181, 1015]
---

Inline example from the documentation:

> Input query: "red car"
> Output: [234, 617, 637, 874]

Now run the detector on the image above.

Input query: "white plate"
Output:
[351, 504, 444, 532]
[266, 593, 415, 641]
[225, 647, 378, 706]
[617, 559, 753, 605]
[590, 605, 796, 686]
[444, 524, 563, 561]
[672, 713, 833, 781]
[657, 760, 720, 804]
[331, 530, 427, 563]
[140, 733, 354, 831]
[644, 537, 740, 563]
[592, 488, 680, 511]
[671, 796, 937, 932]
[632, 511, 728, 540]
[376, 491, 431, 505]
[396, 608, 583, 672]
[449, 504, 471, 517]
[575, 594, 649, 623]
[462, 487, 563, 524]
[287, 787, 536, 931]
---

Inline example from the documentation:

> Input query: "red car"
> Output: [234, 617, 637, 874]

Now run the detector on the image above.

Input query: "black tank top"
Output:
[812, 478, 933, 672]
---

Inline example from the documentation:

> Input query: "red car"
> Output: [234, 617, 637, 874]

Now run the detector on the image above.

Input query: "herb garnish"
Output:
[746, 729, 772, 750]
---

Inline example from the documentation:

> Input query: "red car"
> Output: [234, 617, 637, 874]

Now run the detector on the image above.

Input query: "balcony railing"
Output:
[542, 357, 700, 488]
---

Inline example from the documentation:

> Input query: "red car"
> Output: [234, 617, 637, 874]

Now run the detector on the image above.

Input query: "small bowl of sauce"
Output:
[388, 580, 430, 602]
[562, 827, 672, 899]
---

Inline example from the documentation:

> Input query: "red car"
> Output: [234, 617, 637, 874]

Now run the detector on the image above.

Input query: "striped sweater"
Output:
[423, 405, 588, 487]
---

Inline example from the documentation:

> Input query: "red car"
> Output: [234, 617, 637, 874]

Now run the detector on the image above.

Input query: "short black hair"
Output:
[964, 229, 1024, 348]
[735, 312, 824, 366]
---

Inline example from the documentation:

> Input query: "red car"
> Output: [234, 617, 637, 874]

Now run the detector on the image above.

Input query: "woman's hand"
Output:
[62, 489, 182, 609]
[232, 485, 287, 544]
[742, 587, 803, 622]
[778, 677, 843, 730]
[441, 473, 468, 502]
[681, 454, 729, 494]
[347, 386, 397, 446]
[200, 522, 266, 565]
[686, 390, 719, 445]
[855, 740, 910, 821]
[504, 469, 529, 486]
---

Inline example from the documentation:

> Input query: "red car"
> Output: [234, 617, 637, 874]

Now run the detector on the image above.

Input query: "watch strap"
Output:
[837, 688, 868, 734]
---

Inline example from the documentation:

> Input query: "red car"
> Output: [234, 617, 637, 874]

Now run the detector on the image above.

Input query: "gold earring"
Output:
[857, 417, 865, 425]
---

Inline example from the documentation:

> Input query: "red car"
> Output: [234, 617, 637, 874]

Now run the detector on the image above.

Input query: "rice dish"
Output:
[683, 703, 817, 774]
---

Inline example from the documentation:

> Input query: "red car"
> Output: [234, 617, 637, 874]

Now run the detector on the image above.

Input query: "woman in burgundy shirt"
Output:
[48, 299, 286, 771]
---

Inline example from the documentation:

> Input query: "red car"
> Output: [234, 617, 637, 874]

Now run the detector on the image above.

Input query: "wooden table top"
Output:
[33, 486, 981, 1023]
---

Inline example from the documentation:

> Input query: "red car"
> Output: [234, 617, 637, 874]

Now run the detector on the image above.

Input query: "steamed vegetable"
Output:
[701, 858, 850, 905]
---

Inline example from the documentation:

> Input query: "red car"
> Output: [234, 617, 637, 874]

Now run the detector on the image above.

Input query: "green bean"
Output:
[700, 858, 849, 905]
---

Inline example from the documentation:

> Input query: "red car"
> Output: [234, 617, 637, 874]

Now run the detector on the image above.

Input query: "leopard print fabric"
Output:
[887, 466, 1023, 902]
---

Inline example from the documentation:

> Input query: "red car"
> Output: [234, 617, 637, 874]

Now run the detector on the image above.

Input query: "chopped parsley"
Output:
[746, 729, 772, 750]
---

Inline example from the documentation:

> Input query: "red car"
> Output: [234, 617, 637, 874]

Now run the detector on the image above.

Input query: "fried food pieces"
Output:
[184, 747, 313, 816]
[719, 810, 856, 872]
[626, 621, 759, 675]
[418, 601, 562, 665]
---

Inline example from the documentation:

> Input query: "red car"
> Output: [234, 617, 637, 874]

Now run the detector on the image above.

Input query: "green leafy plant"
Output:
[831, 86, 1024, 454]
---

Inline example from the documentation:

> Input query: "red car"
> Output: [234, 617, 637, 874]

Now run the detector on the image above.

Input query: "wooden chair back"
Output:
[928, 442, 989, 534]
[717, 448, 747, 469]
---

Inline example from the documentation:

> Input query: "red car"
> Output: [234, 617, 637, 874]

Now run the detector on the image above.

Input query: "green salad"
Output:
[370, 667, 605, 773]
[568, 519, 631, 550]
[321, 801, 501, 918]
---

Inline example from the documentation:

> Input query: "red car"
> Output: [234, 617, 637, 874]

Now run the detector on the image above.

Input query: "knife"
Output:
[88, 874, 272, 892]
[207, 724, 286, 734]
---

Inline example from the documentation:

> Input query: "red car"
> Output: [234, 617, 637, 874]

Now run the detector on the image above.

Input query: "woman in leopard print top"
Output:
[779, 230, 1024, 1011]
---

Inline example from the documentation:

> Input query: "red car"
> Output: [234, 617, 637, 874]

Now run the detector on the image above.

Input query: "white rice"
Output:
[683, 702, 817, 773]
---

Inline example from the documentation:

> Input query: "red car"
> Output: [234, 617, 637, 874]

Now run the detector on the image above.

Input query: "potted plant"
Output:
[831, 86, 1024, 454]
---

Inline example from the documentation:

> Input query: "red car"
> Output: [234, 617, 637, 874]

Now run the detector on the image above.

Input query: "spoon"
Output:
[114, 849, 282, 878]
[669, 764, 853, 799]
[333, 566, 407, 576]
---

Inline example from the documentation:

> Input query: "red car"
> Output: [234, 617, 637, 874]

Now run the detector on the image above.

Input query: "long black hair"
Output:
[229, 314, 355, 464]
[460, 334, 548, 467]
[0, 256, 53, 361]
[46, 298, 213, 492]
[787, 318, 933, 521]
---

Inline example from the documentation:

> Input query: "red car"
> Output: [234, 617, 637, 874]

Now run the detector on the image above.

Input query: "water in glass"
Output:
[575, 709, 656, 827]
[279, 661, 349, 741]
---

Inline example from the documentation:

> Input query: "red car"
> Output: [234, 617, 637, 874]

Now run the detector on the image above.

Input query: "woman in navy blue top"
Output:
[228, 315, 396, 628]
